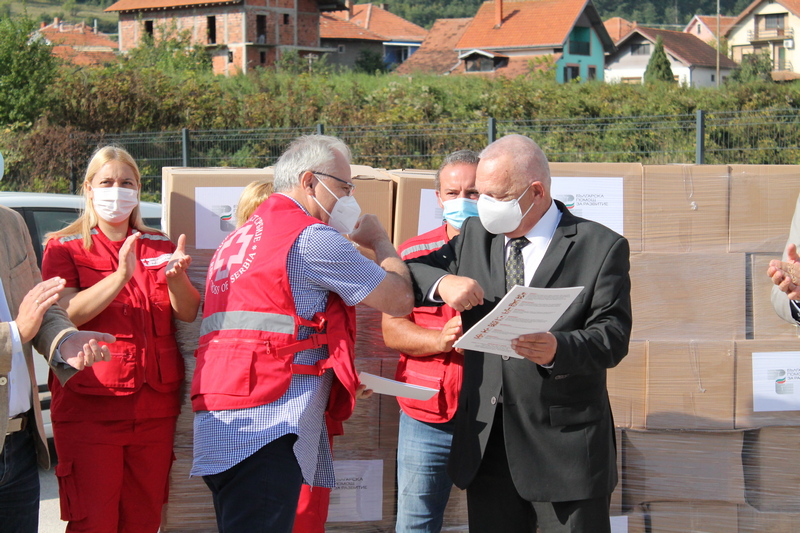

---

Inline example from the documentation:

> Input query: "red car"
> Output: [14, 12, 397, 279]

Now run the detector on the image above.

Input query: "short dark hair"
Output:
[434, 150, 480, 191]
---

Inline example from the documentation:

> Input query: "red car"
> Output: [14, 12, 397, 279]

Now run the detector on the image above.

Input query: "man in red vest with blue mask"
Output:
[191, 135, 414, 533]
[383, 150, 479, 532]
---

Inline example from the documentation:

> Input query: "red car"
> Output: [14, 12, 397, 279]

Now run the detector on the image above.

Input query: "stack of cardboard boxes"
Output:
[159, 162, 800, 532]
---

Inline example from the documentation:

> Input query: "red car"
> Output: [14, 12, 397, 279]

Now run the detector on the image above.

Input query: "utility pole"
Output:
[717, 0, 722, 89]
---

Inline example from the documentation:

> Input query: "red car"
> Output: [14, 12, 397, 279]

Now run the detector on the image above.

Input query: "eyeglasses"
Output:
[311, 171, 356, 196]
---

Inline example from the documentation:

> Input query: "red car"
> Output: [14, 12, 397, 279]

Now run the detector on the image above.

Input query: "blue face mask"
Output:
[442, 198, 479, 230]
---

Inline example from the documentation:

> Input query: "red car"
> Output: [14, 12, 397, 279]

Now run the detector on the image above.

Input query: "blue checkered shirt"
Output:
[191, 197, 386, 487]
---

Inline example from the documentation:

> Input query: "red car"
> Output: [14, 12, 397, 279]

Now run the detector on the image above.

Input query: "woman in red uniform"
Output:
[42, 145, 200, 533]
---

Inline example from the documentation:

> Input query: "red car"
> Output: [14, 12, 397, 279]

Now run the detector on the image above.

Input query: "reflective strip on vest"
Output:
[402, 239, 446, 257]
[200, 310, 296, 336]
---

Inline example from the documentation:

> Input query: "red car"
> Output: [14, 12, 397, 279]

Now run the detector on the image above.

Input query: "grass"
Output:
[6, 0, 119, 33]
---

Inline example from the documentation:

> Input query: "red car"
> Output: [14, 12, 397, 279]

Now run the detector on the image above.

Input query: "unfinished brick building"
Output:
[105, 0, 346, 75]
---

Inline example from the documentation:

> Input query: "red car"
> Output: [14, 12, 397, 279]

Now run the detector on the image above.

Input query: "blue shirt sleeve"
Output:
[296, 224, 386, 307]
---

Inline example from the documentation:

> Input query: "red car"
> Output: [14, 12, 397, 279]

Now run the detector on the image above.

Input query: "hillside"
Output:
[5, 0, 118, 34]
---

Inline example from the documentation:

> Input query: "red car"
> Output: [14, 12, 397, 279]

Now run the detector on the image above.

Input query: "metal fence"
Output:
[85, 108, 800, 196]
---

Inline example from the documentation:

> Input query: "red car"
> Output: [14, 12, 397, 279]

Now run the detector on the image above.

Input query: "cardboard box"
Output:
[734, 340, 800, 428]
[645, 341, 735, 430]
[389, 169, 438, 247]
[743, 427, 800, 512]
[630, 252, 747, 341]
[622, 429, 746, 507]
[644, 502, 739, 533]
[162, 167, 274, 246]
[550, 163, 644, 252]
[738, 504, 800, 533]
[642, 165, 729, 252]
[162, 165, 395, 250]
[608, 341, 647, 429]
[161, 447, 217, 532]
[729, 165, 800, 253]
[749, 254, 800, 339]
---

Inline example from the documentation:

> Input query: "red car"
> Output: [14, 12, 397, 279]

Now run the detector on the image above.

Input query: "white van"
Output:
[0, 192, 163, 441]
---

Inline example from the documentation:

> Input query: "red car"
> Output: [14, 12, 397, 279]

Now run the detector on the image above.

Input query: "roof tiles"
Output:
[320, 12, 384, 41]
[328, 3, 427, 42]
[394, 18, 472, 75]
[456, 0, 589, 50]
[633, 27, 739, 68]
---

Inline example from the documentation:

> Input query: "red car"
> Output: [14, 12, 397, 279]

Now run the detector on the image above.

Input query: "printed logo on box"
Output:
[768, 368, 796, 394]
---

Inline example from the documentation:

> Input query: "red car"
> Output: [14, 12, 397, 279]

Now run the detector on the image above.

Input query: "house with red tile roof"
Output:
[37, 18, 118, 66]
[393, 18, 472, 75]
[725, 0, 800, 80]
[604, 17, 636, 44]
[323, 3, 427, 69]
[105, 0, 345, 75]
[684, 15, 737, 45]
[605, 27, 738, 87]
[453, 0, 615, 81]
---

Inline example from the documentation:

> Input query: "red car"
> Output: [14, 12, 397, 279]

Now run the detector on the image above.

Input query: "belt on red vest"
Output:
[276, 333, 334, 376]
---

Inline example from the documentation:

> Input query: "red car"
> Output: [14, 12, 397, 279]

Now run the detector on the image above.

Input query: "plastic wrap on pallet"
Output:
[158, 163, 800, 532]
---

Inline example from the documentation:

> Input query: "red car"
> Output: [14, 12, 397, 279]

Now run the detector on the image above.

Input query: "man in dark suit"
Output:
[406, 134, 632, 533]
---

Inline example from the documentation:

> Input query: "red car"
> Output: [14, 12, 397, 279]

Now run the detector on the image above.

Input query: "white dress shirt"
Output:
[504, 199, 562, 285]
[0, 278, 32, 417]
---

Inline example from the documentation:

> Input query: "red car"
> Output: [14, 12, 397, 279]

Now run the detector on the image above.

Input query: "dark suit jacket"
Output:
[407, 201, 632, 503]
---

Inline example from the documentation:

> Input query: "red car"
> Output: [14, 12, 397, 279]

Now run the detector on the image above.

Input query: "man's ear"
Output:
[435, 190, 444, 209]
[531, 181, 546, 200]
[300, 171, 315, 194]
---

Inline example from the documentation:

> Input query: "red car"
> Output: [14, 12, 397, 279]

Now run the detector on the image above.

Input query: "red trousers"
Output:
[53, 417, 177, 533]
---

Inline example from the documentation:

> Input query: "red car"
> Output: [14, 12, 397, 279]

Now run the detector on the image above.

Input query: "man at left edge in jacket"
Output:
[0, 203, 115, 533]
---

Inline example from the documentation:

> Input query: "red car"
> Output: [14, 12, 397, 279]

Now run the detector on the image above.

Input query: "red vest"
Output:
[395, 225, 464, 423]
[42, 229, 183, 421]
[192, 194, 358, 423]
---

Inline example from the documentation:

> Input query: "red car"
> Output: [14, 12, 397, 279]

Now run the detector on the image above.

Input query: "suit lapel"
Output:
[490, 232, 506, 297]
[531, 202, 578, 288]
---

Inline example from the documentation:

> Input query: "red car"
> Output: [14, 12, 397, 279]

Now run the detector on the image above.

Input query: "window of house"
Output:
[207, 16, 217, 45]
[256, 15, 267, 44]
[284, 14, 290, 25]
[338, 44, 346, 53]
[260, 51, 266, 64]
[228, 50, 234, 63]
[144, 20, 154, 37]
[465, 56, 506, 72]
[697, 24, 701, 34]
[564, 64, 580, 81]
[711, 74, 715, 82]
[587, 66, 597, 80]
[764, 13, 786, 30]
[631, 43, 650, 55]
[568, 27, 591, 56]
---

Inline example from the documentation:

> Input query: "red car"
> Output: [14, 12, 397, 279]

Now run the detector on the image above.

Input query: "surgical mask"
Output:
[313, 178, 361, 234]
[92, 187, 139, 224]
[477, 184, 534, 235]
[442, 198, 479, 230]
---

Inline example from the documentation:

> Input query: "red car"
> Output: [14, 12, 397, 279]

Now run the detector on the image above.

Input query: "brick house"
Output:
[105, 0, 345, 75]
[37, 18, 118, 66]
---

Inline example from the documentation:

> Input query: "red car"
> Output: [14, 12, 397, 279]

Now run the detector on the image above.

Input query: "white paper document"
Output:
[752, 351, 800, 412]
[358, 372, 438, 401]
[453, 285, 583, 358]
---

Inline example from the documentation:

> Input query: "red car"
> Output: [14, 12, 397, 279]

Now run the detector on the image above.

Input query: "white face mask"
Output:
[312, 178, 361, 235]
[92, 186, 139, 224]
[477, 184, 534, 235]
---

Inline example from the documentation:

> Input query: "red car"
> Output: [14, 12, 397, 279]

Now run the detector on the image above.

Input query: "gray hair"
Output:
[480, 134, 551, 189]
[434, 149, 480, 191]
[273, 135, 352, 192]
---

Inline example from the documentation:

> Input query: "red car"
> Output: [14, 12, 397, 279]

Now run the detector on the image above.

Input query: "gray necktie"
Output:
[505, 237, 529, 291]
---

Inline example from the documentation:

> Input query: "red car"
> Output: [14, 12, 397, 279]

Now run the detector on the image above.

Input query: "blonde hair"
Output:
[236, 180, 274, 228]
[46, 145, 159, 249]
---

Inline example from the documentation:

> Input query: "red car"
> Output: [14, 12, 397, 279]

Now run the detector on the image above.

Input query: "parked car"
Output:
[0, 191, 163, 440]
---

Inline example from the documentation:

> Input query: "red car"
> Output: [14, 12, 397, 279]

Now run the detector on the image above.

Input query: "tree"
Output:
[354, 49, 387, 74]
[643, 37, 675, 84]
[728, 51, 773, 83]
[0, 16, 58, 126]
